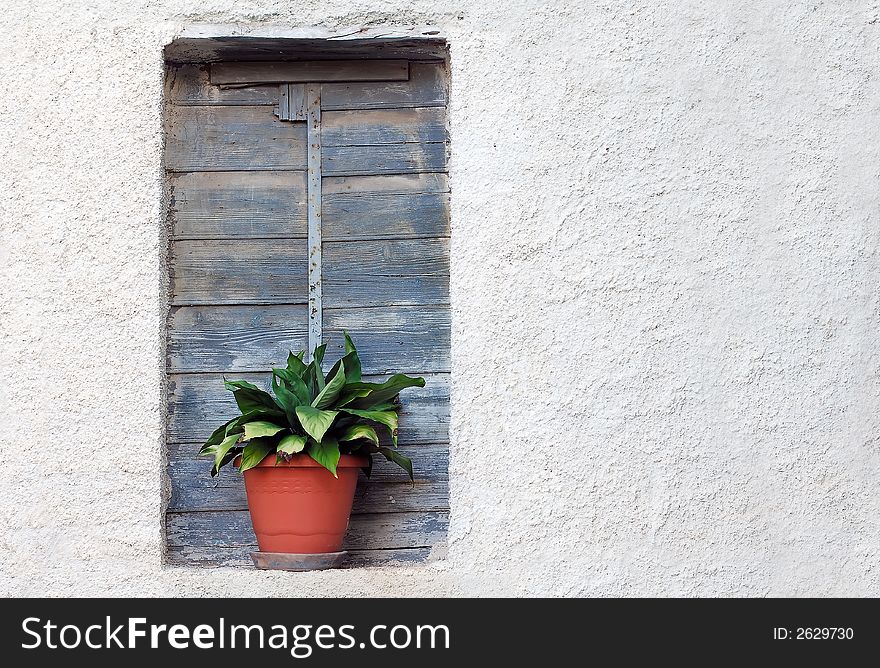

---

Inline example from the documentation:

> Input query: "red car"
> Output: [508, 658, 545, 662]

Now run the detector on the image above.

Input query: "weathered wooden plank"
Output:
[166, 64, 277, 106]
[324, 191, 449, 240]
[166, 544, 434, 568]
[167, 305, 309, 373]
[167, 444, 448, 513]
[211, 60, 409, 85]
[321, 62, 446, 110]
[167, 305, 449, 373]
[323, 239, 449, 307]
[169, 171, 307, 239]
[165, 106, 307, 172]
[169, 62, 446, 110]
[166, 510, 448, 551]
[306, 83, 323, 354]
[322, 108, 446, 146]
[323, 172, 448, 196]
[323, 142, 446, 176]
[167, 372, 450, 443]
[170, 239, 308, 305]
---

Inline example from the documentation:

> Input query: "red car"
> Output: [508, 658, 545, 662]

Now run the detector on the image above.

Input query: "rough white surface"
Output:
[1, 1, 879, 597]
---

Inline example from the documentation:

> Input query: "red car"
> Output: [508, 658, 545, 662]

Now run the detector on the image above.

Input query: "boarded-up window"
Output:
[164, 57, 449, 567]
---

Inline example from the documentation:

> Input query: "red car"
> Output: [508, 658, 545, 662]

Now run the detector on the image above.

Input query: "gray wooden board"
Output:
[322, 108, 446, 145]
[167, 443, 448, 513]
[165, 106, 307, 172]
[211, 60, 410, 84]
[323, 172, 448, 195]
[165, 33, 447, 63]
[167, 62, 446, 110]
[321, 63, 447, 110]
[323, 142, 446, 176]
[324, 191, 449, 240]
[167, 372, 450, 444]
[169, 171, 308, 239]
[166, 64, 278, 106]
[166, 510, 448, 552]
[170, 239, 308, 305]
[166, 544, 434, 568]
[168, 304, 450, 373]
[323, 238, 449, 307]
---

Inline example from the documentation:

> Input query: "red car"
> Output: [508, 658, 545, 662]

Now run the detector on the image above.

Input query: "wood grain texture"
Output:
[170, 239, 308, 305]
[166, 64, 277, 106]
[321, 62, 446, 110]
[167, 443, 448, 513]
[323, 239, 449, 307]
[167, 305, 310, 373]
[167, 372, 450, 444]
[323, 142, 446, 176]
[322, 172, 448, 196]
[168, 304, 449, 373]
[168, 63, 446, 110]
[324, 191, 450, 240]
[166, 544, 435, 568]
[322, 108, 446, 145]
[169, 171, 307, 239]
[165, 106, 307, 172]
[211, 60, 409, 85]
[167, 510, 448, 551]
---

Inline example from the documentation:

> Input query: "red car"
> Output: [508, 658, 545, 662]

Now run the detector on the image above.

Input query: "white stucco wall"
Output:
[2, 0, 878, 597]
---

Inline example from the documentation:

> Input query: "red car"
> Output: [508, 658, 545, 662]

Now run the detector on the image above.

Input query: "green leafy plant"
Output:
[199, 333, 424, 480]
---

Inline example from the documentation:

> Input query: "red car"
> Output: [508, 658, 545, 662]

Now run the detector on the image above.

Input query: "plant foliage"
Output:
[199, 333, 425, 479]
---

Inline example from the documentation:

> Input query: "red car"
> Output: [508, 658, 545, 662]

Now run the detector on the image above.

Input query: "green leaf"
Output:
[337, 386, 373, 407]
[287, 350, 308, 378]
[339, 407, 399, 444]
[379, 446, 413, 482]
[312, 361, 346, 409]
[243, 420, 286, 440]
[212, 432, 241, 476]
[225, 380, 281, 414]
[348, 374, 425, 409]
[239, 438, 275, 473]
[295, 405, 339, 443]
[313, 343, 326, 367]
[337, 424, 379, 446]
[277, 433, 307, 456]
[201, 417, 237, 451]
[272, 367, 311, 405]
[308, 436, 341, 477]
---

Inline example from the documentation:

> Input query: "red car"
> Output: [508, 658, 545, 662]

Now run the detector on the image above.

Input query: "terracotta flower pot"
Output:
[238, 453, 368, 554]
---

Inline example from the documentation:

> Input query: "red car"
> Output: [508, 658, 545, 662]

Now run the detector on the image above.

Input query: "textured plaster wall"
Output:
[1, 1, 879, 597]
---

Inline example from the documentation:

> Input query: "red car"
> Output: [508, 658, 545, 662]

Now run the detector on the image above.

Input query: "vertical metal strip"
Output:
[306, 83, 323, 357]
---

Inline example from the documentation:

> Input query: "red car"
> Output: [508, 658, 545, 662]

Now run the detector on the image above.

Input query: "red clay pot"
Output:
[238, 453, 367, 554]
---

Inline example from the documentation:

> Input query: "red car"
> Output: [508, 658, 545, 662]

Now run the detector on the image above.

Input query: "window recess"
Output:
[164, 54, 450, 567]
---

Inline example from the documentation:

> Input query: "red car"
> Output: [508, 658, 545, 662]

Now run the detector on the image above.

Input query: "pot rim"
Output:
[234, 453, 370, 469]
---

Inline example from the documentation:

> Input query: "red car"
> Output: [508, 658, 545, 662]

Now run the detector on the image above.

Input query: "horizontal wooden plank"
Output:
[323, 142, 446, 176]
[167, 372, 450, 444]
[323, 239, 449, 307]
[166, 64, 278, 106]
[167, 304, 449, 373]
[167, 444, 448, 513]
[211, 60, 409, 85]
[324, 191, 449, 240]
[170, 239, 308, 305]
[167, 62, 446, 110]
[167, 304, 309, 372]
[166, 510, 448, 551]
[323, 172, 448, 195]
[166, 544, 435, 568]
[170, 171, 307, 239]
[165, 106, 307, 172]
[322, 108, 446, 145]
[321, 62, 446, 110]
